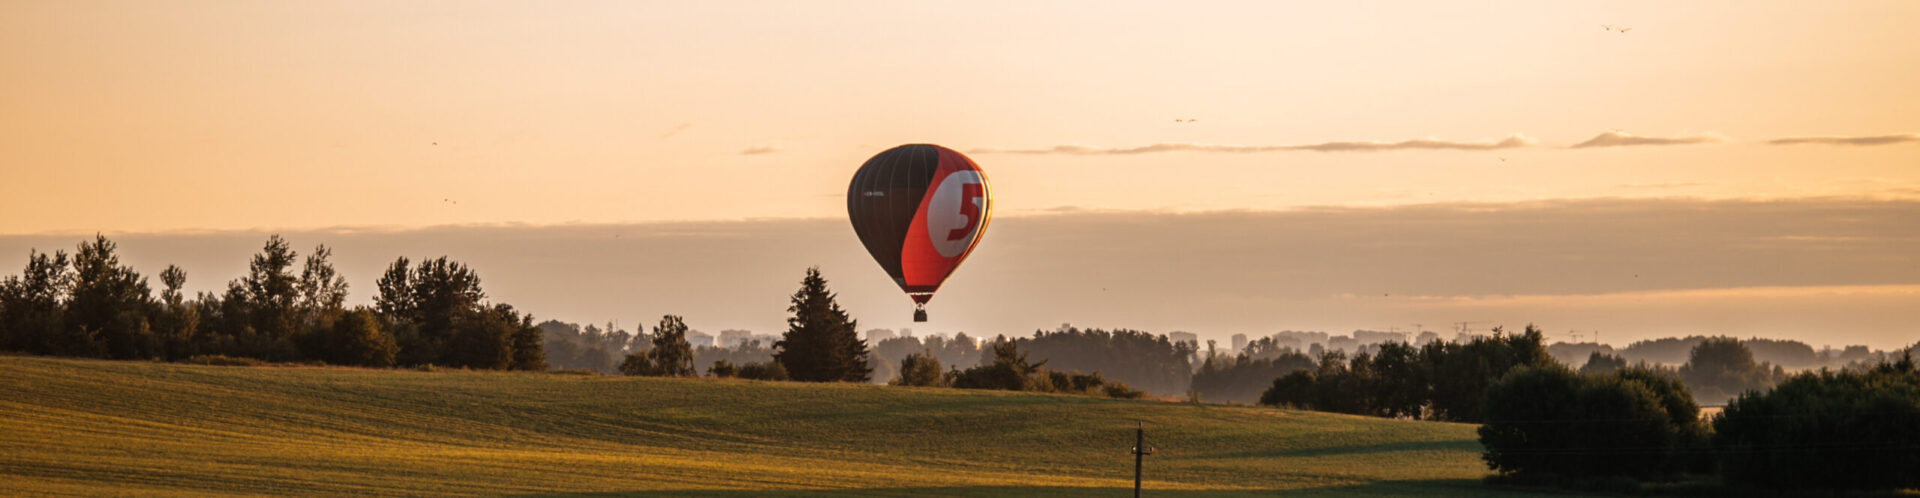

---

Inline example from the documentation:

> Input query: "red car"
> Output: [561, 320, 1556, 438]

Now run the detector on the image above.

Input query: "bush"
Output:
[1258, 370, 1317, 408]
[1615, 365, 1713, 473]
[1712, 356, 1920, 490]
[890, 351, 945, 387]
[1479, 365, 1704, 480]
[736, 360, 789, 381]
[1102, 382, 1145, 399]
[325, 309, 397, 367]
[938, 340, 1136, 399]
[618, 353, 653, 376]
[708, 360, 739, 378]
[184, 354, 265, 366]
[950, 341, 1045, 391]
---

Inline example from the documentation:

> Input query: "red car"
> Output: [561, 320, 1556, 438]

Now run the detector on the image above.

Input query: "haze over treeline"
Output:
[2, 197, 1916, 349]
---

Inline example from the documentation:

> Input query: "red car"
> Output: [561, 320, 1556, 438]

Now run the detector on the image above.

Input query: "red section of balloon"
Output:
[900, 147, 991, 301]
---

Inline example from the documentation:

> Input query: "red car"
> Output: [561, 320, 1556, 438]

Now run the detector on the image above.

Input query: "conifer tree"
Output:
[68, 235, 153, 359]
[774, 267, 871, 382]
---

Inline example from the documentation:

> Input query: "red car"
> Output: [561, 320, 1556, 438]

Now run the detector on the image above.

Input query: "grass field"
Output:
[0, 355, 1550, 497]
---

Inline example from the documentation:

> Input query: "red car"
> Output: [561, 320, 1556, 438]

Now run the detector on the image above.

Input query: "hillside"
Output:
[0, 356, 1542, 497]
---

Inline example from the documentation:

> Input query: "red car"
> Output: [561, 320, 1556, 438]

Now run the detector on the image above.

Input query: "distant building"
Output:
[898, 328, 913, 338]
[1274, 330, 1329, 348]
[1167, 331, 1198, 346]
[865, 328, 897, 343]
[1352, 329, 1406, 345]
[687, 330, 713, 348]
[1231, 333, 1248, 355]
[1328, 335, 1358, 353]
[750, 334, 780, 347]
[717, 329, 752, 348]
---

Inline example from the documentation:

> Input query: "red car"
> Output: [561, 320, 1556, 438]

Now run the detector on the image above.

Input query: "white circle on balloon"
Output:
[926, 171, 987, 258]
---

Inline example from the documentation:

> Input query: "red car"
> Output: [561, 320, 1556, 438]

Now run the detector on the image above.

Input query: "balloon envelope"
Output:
[846, 144, 992, 321]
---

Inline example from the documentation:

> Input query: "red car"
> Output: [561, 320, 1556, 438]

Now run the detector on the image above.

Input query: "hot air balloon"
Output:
[847, 144, 992, 322]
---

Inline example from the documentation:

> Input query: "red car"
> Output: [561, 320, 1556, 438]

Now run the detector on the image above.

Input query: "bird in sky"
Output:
[1602, 24, 1614, 31]
[432, 142, 438, 145]
[1499, 157, 1508, 162]
[1618, 27, 1632, 33]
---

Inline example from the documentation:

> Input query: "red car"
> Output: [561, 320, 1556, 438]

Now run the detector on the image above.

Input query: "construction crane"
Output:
[1453, 321, 1491, 338]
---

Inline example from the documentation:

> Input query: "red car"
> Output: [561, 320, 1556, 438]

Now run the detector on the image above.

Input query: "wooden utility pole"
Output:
[1131, 421, 1153, 497]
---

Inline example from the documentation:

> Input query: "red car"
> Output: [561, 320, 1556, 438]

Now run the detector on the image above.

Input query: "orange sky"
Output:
[2, 2, 1917, 348]
[4, 1, 1918, 233]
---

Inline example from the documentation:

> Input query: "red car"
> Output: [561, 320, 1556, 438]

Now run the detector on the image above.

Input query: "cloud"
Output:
[659, 123, 692, 140]
[739, 145, 780, 155]
[969, 134, 1536, 155]
[1571, 130, 1725, 149]
[1767, 133, 1920, 146]
[4, 197, 1917, 348]
[1613, 182, 1709, 191]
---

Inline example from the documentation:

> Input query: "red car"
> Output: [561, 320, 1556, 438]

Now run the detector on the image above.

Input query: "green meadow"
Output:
[0, 355, 1550, 497]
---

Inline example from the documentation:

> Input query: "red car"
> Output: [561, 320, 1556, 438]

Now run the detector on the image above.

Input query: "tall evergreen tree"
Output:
[67, 235, 153, 359]
[773, 267, 870, 382]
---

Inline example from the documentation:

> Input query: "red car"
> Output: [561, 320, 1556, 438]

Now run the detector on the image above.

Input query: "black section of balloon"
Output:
[846, 144, 940, 283]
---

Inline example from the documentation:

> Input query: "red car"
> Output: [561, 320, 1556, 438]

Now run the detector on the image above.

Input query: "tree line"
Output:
[1549, 334, 1905, 373]
[0, 235, 544, 370]
[885, 339, 1145, 399]
[1480, 348, 1918, 492]
[608, 268, 1145, 399]
[1255, 326, 1557, 422]
[1577, 337, 1789, 405]
[862, 326, 1197, 397]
